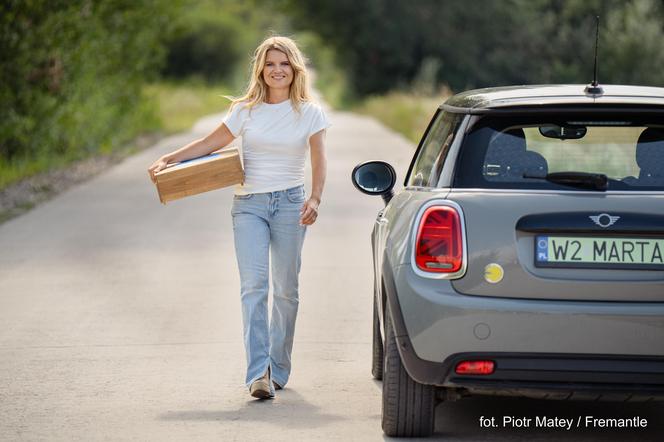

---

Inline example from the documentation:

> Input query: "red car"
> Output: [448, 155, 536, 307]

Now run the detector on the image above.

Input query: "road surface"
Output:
[0, 106, 662, 441]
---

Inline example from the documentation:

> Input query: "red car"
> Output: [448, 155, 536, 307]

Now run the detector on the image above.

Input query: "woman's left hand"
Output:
[299, 197, 320, 226]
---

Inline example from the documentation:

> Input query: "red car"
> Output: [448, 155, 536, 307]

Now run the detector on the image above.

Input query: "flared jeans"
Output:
[231, 185, 307, 391]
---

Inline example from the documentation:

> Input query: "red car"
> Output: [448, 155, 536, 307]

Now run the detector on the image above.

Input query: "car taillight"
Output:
[455, 360, 495, 375]
[415, 206, 463, 273]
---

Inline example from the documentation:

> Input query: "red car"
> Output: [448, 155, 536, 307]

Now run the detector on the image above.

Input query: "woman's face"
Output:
[262, 49, 294, 92]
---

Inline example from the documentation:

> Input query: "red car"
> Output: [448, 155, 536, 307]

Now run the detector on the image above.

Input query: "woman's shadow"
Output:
[158, 388, 346, 429]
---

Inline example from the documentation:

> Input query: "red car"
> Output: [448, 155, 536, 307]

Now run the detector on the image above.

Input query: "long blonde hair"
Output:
[230, 36, 311, 112]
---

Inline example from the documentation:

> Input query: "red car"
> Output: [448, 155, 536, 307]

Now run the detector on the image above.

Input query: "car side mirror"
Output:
[351, 161, 397, 204]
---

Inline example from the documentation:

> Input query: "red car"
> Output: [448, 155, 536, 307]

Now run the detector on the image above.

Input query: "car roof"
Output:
[442, 84, 664, 113]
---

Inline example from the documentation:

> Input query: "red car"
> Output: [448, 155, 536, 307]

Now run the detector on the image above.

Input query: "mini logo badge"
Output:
[589, 213, 620, 228]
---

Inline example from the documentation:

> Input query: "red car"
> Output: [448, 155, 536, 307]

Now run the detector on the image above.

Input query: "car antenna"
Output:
[585, 15, 604, 95]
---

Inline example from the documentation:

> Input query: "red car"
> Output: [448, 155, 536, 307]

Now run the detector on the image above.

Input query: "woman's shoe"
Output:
[249, 370, 273, 399]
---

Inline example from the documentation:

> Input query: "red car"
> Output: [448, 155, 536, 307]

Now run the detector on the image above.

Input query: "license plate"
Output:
[535, 235, 664, 270]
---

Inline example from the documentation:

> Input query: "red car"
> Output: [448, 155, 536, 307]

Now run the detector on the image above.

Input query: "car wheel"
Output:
[382, 305, 436, 437]
[371, 295, 384, 380]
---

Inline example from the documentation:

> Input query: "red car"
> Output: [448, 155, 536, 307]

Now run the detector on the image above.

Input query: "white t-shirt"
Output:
[223, 99, 330, 195]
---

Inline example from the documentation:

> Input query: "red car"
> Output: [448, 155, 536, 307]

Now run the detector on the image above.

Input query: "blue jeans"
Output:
[231, 185, 307, 391]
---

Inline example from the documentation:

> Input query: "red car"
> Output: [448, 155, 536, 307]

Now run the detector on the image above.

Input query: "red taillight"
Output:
[455, 360, 495, 375]
[415, 206, 463, 273]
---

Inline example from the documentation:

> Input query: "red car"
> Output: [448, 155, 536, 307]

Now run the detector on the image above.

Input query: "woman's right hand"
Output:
[147, 156, 170, 184]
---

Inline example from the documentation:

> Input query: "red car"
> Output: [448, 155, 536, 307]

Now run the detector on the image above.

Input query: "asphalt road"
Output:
[0, 107, 662, 441]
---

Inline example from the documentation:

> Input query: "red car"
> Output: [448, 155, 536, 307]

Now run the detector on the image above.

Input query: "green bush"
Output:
[161, 12, 243, 83]
[0, 0, 178, 188]
[160, 0, 295, 88]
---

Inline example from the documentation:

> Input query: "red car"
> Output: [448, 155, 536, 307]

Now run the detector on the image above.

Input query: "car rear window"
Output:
[453, 113, 664, 191]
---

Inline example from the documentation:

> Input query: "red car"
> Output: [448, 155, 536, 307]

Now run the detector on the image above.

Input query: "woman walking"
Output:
[148, 36, 330, 399]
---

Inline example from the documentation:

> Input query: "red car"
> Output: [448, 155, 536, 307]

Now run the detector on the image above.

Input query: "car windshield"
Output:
[453, 113, 664, 191]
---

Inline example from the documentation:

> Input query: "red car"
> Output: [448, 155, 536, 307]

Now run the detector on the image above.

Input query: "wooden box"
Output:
[154, 148, 243, 204]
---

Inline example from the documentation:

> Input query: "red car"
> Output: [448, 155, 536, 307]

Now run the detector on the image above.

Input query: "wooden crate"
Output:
[154, 148, 243, 204]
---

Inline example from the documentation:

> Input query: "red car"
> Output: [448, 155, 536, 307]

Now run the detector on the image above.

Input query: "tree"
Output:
[280, 0, 664, 95]
[1, 0, 178, 174]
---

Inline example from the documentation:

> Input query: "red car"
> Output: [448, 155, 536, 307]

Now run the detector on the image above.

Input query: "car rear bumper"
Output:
[442, 352, 664, 401]
[383, 261, 664, 395]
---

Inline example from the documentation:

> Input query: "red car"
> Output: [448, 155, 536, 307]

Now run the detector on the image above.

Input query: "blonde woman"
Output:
[148, 36, 330, 399]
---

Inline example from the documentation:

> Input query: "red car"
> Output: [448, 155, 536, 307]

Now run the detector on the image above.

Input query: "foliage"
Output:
[282, 0, 664, 95]
[160, 0, 246, 84]
[161, 0, 293, 88]
[158, 0, 347, 106]
[0, 0, 178, 188]
[602, 0, 664, 85]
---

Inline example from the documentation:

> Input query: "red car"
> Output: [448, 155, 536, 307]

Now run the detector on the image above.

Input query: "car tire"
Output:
[372, 295, 384, 380]
[382, 305, 436, 437]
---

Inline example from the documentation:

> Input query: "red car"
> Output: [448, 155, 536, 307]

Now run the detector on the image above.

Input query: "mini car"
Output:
[351, 84, 664, 437]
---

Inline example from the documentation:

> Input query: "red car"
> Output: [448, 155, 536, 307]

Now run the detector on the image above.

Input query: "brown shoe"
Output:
[273, 381, 283, 390]
[249, 371, 273, 399]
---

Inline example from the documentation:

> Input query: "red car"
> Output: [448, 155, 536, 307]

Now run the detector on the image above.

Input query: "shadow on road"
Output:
[158, 389, 346, 429]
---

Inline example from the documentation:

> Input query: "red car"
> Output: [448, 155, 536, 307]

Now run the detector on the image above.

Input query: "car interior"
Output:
[484, 125, 664, 186]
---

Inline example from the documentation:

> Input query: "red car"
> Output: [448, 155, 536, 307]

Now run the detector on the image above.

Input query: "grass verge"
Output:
[352, 91, 450, 144]
[143, 80, 232, 134]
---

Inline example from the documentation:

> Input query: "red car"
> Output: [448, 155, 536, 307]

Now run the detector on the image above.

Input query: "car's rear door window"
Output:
[407, 111, 463, 187]
[454, 113, 664, 191]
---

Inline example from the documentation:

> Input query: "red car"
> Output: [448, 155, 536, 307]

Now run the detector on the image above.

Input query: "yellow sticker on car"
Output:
[484, 263, 504, 284]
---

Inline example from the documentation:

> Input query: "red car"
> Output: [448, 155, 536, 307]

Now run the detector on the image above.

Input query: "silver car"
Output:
[352, 84, 664, 437]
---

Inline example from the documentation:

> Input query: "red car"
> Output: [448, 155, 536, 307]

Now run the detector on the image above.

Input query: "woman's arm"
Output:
[147, 122, 235, 183]
[300, 129, 327, 226]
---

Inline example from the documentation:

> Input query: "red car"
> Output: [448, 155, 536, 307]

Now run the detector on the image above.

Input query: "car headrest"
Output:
[636, 128, 664, 171]
[505, 150, 549, 179]
[485, 128, 527, 166]
[523, 151, 548, 176]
